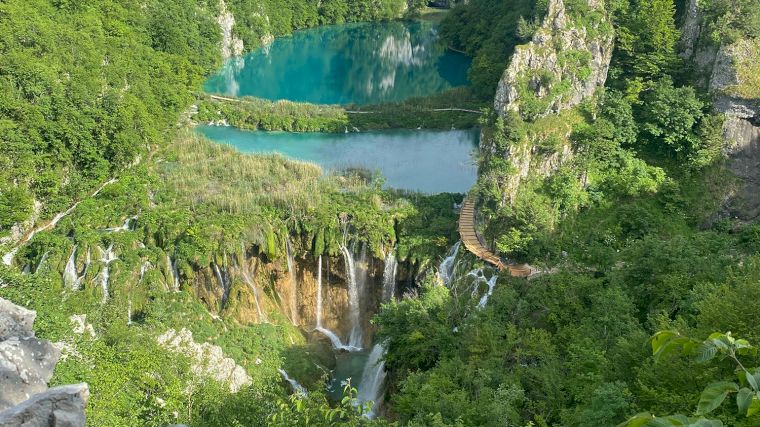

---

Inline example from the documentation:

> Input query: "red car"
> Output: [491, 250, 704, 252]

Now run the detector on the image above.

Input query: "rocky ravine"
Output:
[0, 298, 88, 427]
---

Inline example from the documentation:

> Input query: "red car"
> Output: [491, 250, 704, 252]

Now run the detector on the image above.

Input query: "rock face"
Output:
[0, 298, 89, 427]
[217, 0, 244, 60]
[0, 384, 89, 427]
[0, 299, 60, 411]
[494, 0, 613, 119]
[680, 7, 760, 220]
[157, 328, 252, 393]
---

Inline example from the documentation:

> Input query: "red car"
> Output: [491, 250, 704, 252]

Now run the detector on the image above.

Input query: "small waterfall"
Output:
[139, 261, 150, 282]
[285, 239, 299, 324]
[340, 244, 363, 349]
[315, 327, 361, 352]
[357, 343, 387, 418]
[34, 251, 49, 274]
[103, 215, 137, 232]
[165, 255, 179, 291]
[242, 271, 266, 322]
[98, 245, 117, 303]
[477, 274, 498, 308]
[213, 263, 230, 305]
[382, 252, 397, 302]
[127, 299, 132, 325]
[277, 369, 307, 395]
[63, 246, 78, 288]
[316, 255, 323, 327]
[439, 241, 461, 286]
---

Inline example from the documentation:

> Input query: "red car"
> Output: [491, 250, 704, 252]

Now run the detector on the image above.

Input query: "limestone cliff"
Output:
[493, 0, 613, 120]
[217, 0, 245, 60]
[678, 3, 760, 221]
[483, 0, 612, 206]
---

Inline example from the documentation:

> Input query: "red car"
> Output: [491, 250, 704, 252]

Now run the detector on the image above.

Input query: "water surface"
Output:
[198, 126, 479, 194]
[204, 21, 471, 105]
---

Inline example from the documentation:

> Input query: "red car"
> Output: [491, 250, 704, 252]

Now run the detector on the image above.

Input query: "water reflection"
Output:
[204, 21, 471, 105]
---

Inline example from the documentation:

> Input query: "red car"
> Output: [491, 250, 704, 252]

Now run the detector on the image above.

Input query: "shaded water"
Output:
[198, 126, 479, 194]
[204, 21, 471, 105]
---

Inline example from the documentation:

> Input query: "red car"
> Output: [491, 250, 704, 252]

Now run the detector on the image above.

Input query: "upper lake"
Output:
[198, 126, 479, 194]
[203, 21, 471, 105]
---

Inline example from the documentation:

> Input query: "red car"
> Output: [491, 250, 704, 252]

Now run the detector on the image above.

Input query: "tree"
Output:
[620, 331, 760, 426]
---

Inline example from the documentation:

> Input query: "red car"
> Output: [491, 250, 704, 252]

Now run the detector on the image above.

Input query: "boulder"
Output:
[0, 384, 89, 427]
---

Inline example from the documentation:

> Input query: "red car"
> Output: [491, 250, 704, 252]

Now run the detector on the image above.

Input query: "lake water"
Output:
[203, 21, 471, 105]
[198, 126, 479, 194]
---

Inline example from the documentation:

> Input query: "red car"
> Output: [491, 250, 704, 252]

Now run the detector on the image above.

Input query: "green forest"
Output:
[0, 0, 759, 425]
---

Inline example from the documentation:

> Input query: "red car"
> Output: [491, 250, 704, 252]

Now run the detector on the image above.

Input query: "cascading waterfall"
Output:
[213, 263, 230, 306]
[277, 369, 307, 395]
[127, 299, 132, 325]
[34, 251, 49, 274]
[465, 268, 499, 308]
[439, 241, 461, 286]
[103, 215, 137, 233]
[315, 254, 361, 351]
[63, 246, 78, 289]
[340, 244, 363, 349]
[98, 245, 117, 303]
[242, 271, 266, 322]
[357, 343, 387, 418]
[382, 251, 397, 302]
[165, 255, 179, 291]
[285, 238, 299, 324]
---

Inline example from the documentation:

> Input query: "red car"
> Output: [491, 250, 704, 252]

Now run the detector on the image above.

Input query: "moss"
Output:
[726, 38, 760, 99]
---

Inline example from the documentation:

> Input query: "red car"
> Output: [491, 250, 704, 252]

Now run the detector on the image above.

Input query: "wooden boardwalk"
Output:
[458, 199, 533, 277]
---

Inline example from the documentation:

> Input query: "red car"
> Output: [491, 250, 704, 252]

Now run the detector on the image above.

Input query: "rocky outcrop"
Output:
[0, 298, 88, 426]
[157, 328, 252, 393]
[0, 384, 89, 427]
[494, 0, 613, 119]
[217, 0, 244, 60]
[0, 299, 60, 411]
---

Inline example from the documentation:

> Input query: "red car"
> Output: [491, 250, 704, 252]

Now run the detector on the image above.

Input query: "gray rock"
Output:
[0, 384, 89, 427]
[0, 337, 61, 410]
[494, 0, 613, 119]
[0, 298, 35, 340]
[720, 117, 760, 221]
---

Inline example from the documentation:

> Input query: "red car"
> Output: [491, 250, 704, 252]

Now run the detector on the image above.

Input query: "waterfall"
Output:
[127, 299, 132, 325]
[477, 273, 498, 308]
[315, 327, 361, 352]
[382, 252, 397, 302]
[165, 255, 179, 291]
[340, 244, 363, 349]
[34, 251, 49, 274]
[63, 246, 78, 289]
[98, 245, 117, 304]
[277, 369, 307, 396]
[315, 255, 362, 351]
[285, 238, 299, 324]
[316, 255, 323, 327]
[438, 241, 461, 286]
[103, 215, 137, 232]
[139, 261, 150, 282]
[242, 271, 266, 322]
[357, 343, 387, 418]
[213, 263, 229, 303]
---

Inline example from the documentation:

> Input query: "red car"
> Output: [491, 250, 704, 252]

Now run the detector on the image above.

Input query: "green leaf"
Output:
[695, 342, 718, 363]
[697, 381, 740, 415]
[737, 388, 753, 415]
[748, 396, 760, 417]
[688, 418, 723, 427]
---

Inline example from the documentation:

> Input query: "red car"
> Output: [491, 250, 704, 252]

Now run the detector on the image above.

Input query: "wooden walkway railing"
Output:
[458, 199, 533, 277]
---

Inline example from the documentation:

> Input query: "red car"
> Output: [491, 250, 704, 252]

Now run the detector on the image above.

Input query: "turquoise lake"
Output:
[203, 21, 471, 105]
[198, 126, 479, 194]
